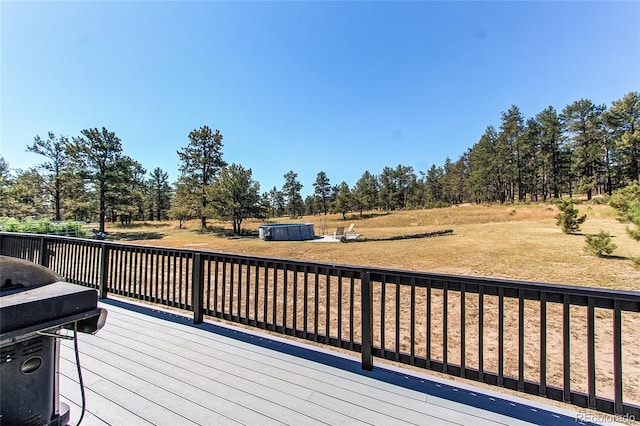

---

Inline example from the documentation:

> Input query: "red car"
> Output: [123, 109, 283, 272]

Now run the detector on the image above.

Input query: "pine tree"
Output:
[555, 199, 587, 234]
[177, 126, 226, 229]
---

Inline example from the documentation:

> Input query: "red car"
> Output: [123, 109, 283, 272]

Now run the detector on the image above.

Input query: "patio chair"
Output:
[332, 227, 345, 240]
[345, 223, 360, 240]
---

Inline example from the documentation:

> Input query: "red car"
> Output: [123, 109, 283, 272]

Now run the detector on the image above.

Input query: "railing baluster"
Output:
[518, 289, 525, 392]
[237, 259, 242, 320]
[361, 269, 373, 371]
[263, 262, 268, 328]
[410, 276, 415, 365]
[151, 249, 156, 301]
[272, 263, 278, 331]
[283, 263, 288, 332]
[185, 254, 191, 309]
[292, 266, 298, 332]
[381, 275, 386, 358]
[338, 271, 343, 344]
[587, 297, 596, 409]
[253, 261, 259, 325]
[161, 252, 166, 304]
[614, 299, 623, 414]
[540, 291, 547, 397]
[563, 294, 571, 403]
[460, 282, 466, 378]
[426, 278, 432, 369]
[192, 253, 203, 324]
[395, 275, 400, 362]
[303, 265, 308, 338]
[245, 260, 250, 323]
[313, 266, 319, 341]
[73, 242, 80, 281]
[225, 258, 236, 319]
[325, 269, 330, 344]
[498, 286, 504, 387]
[99, 243, 108, 299]
[178, 253, 184, 308]
[478, 285, 484, 382]
[349, 272, 355, 350]
[443, 280, 448, 374]
[128, 248, 135, 297]
[213, 256, 219, 315]
[222, 256, 227, 318]
[143, 251, 149, 300]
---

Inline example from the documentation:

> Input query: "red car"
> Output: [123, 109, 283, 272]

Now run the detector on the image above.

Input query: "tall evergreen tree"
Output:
[268, 186, 286, 217]
[561, 99, 604, 200]
[27, 132, 71, 221]
[353, 171, 378, 216]
[68, 127, 127, 233]
[499, 105, 525, 201]
[0, 157, 15, 217]
[424, 164, 444, 204]
[282, 171, 304, 217]
[168, 177, 198, 228]
[313, 171, 332, 215]
[333, 181, 353, 220]
[208, 164, 261, 234]
[110, 158, 146, 224]
[147, 167, 172, 220]
[10, 169, 50, 218]
[606, 92, 640, 184]
[535, 106, 565, 199]
[177, 126, 226, 229]
[378, 166, 396, 211]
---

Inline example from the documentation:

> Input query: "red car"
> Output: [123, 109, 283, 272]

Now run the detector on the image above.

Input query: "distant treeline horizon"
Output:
[0, 92, 637, 230]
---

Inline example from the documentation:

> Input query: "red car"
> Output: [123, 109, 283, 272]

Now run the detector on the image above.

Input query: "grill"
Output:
[0, 256, 107, 426]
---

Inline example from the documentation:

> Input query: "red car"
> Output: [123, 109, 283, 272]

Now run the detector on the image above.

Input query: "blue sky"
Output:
[2, 1, 639, 197]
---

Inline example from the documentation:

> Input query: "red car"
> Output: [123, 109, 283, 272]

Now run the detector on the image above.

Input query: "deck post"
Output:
[361, 269, 373, 370]
[38, 236, 49, 268]
[98, 243, 109, 299]
[192, 253, 204, 324]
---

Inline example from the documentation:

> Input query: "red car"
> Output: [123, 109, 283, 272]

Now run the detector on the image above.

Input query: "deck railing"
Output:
[1, 232, 639, 418]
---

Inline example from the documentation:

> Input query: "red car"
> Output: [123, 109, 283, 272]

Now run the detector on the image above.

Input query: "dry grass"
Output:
[101, 203, 640, 416]
[107, 203, 639, 291]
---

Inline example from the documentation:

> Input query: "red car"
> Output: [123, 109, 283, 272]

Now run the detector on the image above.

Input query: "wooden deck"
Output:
[59, 298, 597, 425]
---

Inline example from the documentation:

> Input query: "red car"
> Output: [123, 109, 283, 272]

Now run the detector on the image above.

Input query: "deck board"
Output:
[58, 298, 595, 426]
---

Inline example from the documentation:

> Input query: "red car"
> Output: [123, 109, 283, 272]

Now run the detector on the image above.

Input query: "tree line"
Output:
[0, 92, 638, 234]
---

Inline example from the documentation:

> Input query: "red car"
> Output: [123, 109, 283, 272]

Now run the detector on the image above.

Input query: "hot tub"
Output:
[259, 223, 315, 241]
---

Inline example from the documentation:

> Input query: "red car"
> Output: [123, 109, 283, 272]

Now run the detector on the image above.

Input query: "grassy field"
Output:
[104, 202, 639, 291]
[98, 202, 640, 412]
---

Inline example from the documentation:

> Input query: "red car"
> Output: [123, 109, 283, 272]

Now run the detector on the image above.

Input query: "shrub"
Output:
[555, 199, 586, 234]
[0, 219, 86, 237]
[584, 230, 617, 257]
[610, 183, 640, 241]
